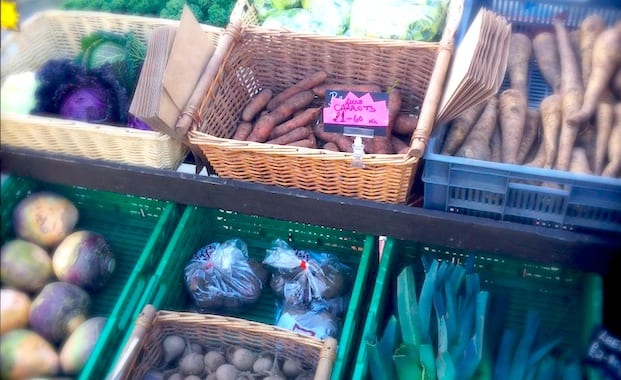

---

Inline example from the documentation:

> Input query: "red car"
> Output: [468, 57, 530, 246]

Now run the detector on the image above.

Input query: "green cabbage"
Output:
[348, 0, 449, 41]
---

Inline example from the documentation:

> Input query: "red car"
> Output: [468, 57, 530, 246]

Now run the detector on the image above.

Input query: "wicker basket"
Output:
[185, 0, 464, 203]
[109, 305, 338, 380]
[0, 10, 224, 170]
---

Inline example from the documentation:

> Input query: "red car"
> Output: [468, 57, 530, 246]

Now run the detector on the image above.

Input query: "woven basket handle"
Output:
[314, 337, 337, 380]
[408, 0, 465, 159]
[105, 304, 157, 380]
[174, 18, 243, 138]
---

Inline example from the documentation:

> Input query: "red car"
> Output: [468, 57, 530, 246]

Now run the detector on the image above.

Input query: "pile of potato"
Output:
[441, 16, 621, 178]
[144, 334, 314, 380]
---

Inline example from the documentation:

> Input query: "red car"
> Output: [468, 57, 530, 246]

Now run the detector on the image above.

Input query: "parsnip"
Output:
[601, 103, 621, 177]
[498, 89, 527, 164]
[532, 32, 562, 93]
[579, 14, 607, 87]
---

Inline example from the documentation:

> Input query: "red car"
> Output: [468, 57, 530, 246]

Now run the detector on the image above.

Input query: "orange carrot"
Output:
[391, 135, 410, 154]
[266, 126, 311, 146]
[247, 90, 315, 142]
[322, 142, 340, 151]
[578, 14, 606, 87]
[266, 70, 327, 111]
[393, 113, 419, 135]
[268, 107, 320, 140]
[532, 32, 562, 93]
[241, 88, 273, 122]
[232, 121, 254, 141]
[554, 17, 585, 171]
[569, 22, 621, 127]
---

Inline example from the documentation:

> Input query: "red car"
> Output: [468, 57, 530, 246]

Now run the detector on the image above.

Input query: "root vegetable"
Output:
[232, 121, 254, 141]
[490, 124, 502, 162]
[577, 122, 597, 171]
[322, 142, 339, 151]
[554, 17, 585, 171]
[569, 22, 621, 127]
[185, 376, 202, 380]
[241, 88, 273, 122]
[313, 123, 354, 152]
[204, 350, 226, 374]
[498, 89, 528, 164]
[287, 137, 316, 148]
[601, 103, 621, 177]
[517, 108, 541, 164]
[248, 90, 316, 142]
[455, 95, 499, 161]
[366, 89, 401, 154]
[393, 113, 418, 135]
[613, 66, 621, 98]
[392, 135, 410, 154]
[525, 138, 546, 168]
[162, 335, 186, 367]
[311, 83, 381, 97]
[507, 33, 533, 96]
[215, 363, 238, 380]
[253, 354, 275, 374]
[579, 14, 607, 87]
[227, 347, 256, 371]
[178, 352, 205, 376]
[295, 371, 315, 380]
[532, 32, 562, 93]
[266, 126, 311, 146]
[441, 101, 487, 155]
[268, 107, 320, 140]
[282, 358, 304, 378]
[267, 70, 327, 111]
[594, 94, 615, 174]
[0, 288, 31, 335]
[570, 146, 593, 174]
[539, 93, 563, 169]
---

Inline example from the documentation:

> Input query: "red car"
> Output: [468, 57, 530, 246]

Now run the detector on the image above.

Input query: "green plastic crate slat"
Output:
[0, 176, 181, 380]
[352, 238, 603, 379]
[108, 206, 378, 380]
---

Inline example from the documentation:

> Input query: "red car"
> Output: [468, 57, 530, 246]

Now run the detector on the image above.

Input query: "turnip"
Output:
[52, 230, 116, 291]
[215, 363, 239, 380]
[167, 373, 184, 380]
[29, 281, 91, 344]
[226, 346, 257, 371]
[184, 376, 202, 380]
[59, 316, 107, 375]
[0, 288, 31, 334]
[0, 239, 54, 293]
[295, 371, 314, 380]
[161, 334, 186, 367]
[204, 350, 226, 374]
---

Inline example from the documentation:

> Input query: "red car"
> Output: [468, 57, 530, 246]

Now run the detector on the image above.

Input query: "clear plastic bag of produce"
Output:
[348, 0, 449, 41]
[263, 238, 354, 308]
[258, 0, 352, 35]
[184, 238, 268, 314]
[276, 304, 341, 339]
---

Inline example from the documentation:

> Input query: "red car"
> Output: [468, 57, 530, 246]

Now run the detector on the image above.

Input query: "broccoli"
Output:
[61, 0, 235, 27]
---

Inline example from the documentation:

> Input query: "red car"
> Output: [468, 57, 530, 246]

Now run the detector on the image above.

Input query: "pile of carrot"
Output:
[231, 70, 418, 154]
[440, 16, 621, 178]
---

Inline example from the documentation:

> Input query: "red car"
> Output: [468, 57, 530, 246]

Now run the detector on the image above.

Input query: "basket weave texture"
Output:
[187, 0, 463, 203]
[121, 306, 337, 380]
[1, 11, 223, 170]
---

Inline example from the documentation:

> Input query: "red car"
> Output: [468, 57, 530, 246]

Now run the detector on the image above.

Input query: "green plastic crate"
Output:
[107, 205, 377, 380]
[352, 238, 603, 379]
[0, 176, 181, 380]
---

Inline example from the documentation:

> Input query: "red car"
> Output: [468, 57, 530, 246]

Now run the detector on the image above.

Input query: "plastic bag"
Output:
[276, 306, 340, 339]
[263, 239, 353, 308]
[348, 0, 449, 41]
[184, 238, 267, 313]
[259, 0, 352, 35]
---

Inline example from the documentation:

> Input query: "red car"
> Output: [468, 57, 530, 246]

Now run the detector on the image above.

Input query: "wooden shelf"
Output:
[1, 146, 619, 274]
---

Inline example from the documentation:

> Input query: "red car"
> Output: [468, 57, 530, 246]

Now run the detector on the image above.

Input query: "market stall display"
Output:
[423, 0, 621, 233]
[0, 176, 181, 380]
[0, 11, 224, 169]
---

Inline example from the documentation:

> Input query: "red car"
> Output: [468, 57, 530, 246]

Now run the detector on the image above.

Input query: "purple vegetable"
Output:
[33, 59, 128, 125]
[127, 114, 153, 130]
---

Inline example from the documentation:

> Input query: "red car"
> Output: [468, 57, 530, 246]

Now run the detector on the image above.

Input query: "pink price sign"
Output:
[322, 90, 389, 137]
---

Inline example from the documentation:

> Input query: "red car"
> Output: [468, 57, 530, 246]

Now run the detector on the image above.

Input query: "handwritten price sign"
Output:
[322, 90, 389, 137]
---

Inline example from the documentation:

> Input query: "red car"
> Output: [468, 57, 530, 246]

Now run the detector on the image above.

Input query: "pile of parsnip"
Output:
[441, 15, 621, 178]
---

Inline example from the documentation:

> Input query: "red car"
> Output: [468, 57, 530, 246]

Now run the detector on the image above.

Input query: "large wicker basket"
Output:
[183, 0, 464, 203]
[0, 11, 224, 170]
[108, 305, 338, 380]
